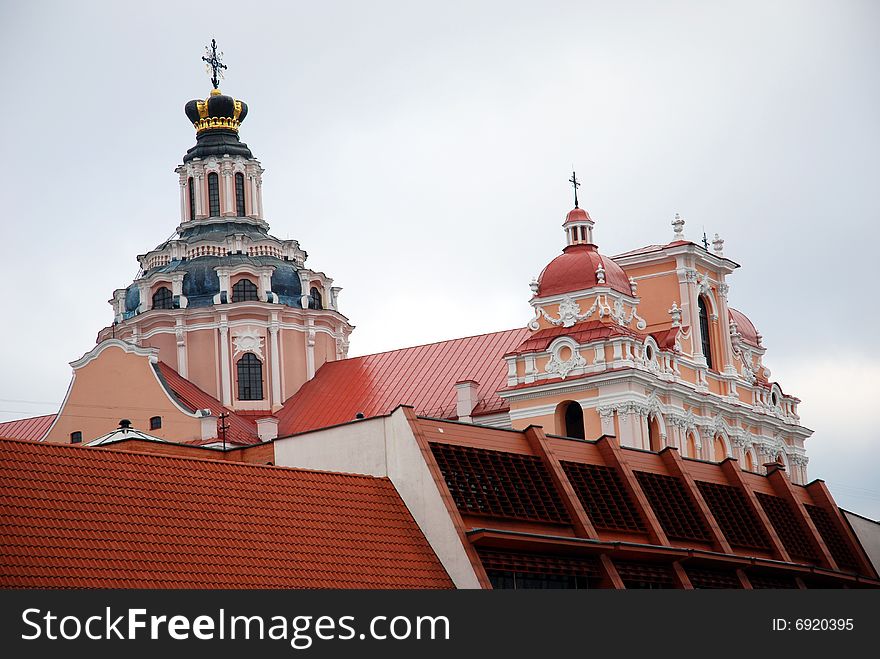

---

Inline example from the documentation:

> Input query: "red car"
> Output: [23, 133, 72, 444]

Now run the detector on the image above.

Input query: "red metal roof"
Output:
[728, 307, 760, 346]
[537, 244, 631, 297]
[563, 207, 592, 225]
[277, 328, 530, 434]
[0, 439, 452, 589]
[0, 414, 55, 441]
[650, 327, 680, 351]
[155, 362, 260, 445]
[511, 321, 637, 354]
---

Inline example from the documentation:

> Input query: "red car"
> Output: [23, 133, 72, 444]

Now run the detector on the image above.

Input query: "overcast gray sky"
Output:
[1, 0, 878, 516]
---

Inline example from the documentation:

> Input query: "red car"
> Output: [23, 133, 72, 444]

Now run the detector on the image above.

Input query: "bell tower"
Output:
[97, 41, 353, 411]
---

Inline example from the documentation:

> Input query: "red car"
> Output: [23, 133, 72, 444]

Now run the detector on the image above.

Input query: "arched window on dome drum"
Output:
[187, 177, 195, 220]
[152, 286, 173, 310]
[698, 295, 713, 370]
[562, 402, 585, 440]
[236, 353, 264, 401]
[308, 286, 323, 310]
[232, 278, 259, 302]
[648, 415, 662, 452]
[208, 172, 220, 217]
[235, 172, 246, 216]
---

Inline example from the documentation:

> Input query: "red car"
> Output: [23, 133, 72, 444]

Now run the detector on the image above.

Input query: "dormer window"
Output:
[232, 278, 259, 302]
[235, 172, 246, 216]
[559, 401, 585, 439]
[698, 295, 713, 369]
[152, 286, 173, 310]
[208, 172, 220, 216]
[308, 286, 323, 310]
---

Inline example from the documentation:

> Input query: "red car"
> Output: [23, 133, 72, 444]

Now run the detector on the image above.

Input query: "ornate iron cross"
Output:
[569, 171, 581, 208]
[202, 39, 227, 89]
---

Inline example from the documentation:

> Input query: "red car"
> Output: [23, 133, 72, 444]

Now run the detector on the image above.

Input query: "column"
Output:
[175, 317, 187, 379]
[218, 315, 232, 406]
[269, 316, 282, 410]
[306, 317, 316, 380]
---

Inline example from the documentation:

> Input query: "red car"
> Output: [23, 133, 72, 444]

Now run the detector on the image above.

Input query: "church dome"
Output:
[564, 207, 592, 225]
[536, 244, 631, 297]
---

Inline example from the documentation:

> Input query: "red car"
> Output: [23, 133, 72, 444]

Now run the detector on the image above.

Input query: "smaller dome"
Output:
[536, 244, 631, 297]
[564, 207, 592, 225]
[729, 308, 760, 346]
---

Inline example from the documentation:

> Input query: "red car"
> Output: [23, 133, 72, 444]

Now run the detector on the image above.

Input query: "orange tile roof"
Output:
[0, 413, 55, 441]
[155, 362, 260, 445]
[277, 328, 530, 435]
[0, 439, 452, 589]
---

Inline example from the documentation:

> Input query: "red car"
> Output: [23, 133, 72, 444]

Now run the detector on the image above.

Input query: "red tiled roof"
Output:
[277, 328, 530, 434]
[155, 362, 260, 445]
[511, 321, 638, 354]
[0, 413, 55, 441]
[0, 439, 452, 589]
[537, 244, 631, 297]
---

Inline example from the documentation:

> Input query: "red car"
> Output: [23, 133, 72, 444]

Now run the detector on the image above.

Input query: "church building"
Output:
[1, 47, 877, 589]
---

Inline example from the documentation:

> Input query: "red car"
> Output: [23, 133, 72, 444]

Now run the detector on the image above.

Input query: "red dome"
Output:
[536, 244, 631, 297]
[728, 308, 760, 346]
[564, 207, 592, 224]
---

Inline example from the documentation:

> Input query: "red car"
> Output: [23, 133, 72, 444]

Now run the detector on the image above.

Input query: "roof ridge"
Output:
[0, 436, 390, 481]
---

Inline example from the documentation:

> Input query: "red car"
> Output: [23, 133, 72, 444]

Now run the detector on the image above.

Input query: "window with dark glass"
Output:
[698, 295, 713, 369]
[235, 172, 246, 216]
[150, 416, 162, 430]
[563, 401, 585, 439]
[152, 286, 173, 310]
[308, 286, 323, 310]
[232, 278, 259, 302]
[237, 353, 264, 400]
[188, 176, 196, 220]
[208, 172, 220, 216]
[70, 431, 82, 444]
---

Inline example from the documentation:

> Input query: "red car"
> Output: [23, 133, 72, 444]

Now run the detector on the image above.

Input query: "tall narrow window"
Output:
[237, 353, 264, 400]
[232, 278, 259, 302]
[152, 286, 173, 310]
[648, 415, 662, 451]
[698, 296, 713, 369]
[188, 176, 196, 220]
[308, 286, 323, 310]
[208, 172, 220, 216]
[235, 172, 246, 216]
[563, 402, 585, 440]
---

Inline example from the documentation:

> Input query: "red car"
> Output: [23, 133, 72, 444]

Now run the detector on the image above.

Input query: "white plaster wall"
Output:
[843, 510, 880, 575]
[273, 410, 481, 589]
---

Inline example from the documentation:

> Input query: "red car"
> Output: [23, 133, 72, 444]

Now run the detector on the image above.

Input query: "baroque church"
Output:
[0, 47, 877, 589]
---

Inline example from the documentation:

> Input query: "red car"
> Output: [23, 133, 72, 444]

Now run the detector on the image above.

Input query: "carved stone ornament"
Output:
[232, 327, 264, 359]
[529, 296, 597, 330]
[545, 344, 587, 379]
[668, 301, 682, 327]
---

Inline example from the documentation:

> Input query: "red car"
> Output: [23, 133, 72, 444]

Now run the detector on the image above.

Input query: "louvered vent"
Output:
[755, 493, 817, 562]
[429, 443, 570, 523]
[804, 504, 858, 570]
[686, 567, 742, 589]
[696, 481, 770, 550]
[635, 471, 711, 542]
[614, 561, 676, 589]
[561, 462, 645, 532]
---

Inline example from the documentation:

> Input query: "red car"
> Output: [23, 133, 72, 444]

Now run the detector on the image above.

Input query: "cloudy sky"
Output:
[1, 0, 878, 516]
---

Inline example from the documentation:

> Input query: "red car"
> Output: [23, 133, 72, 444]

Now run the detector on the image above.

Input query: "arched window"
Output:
[686, 433, 699, 459]
[308, 286, 323, 310]
[232, 278, 259, 302]
[235, 172, 246, 216]
[698, 295, 713, 369]
[152, 286, 173, 310]
[562, 401, 585, 439]
[713, 435, 727, 462]
[647, 415, 662, 451]
[188, 176, 196, 220]
[208, 172, 220, 216]
[237, 353, 264, 400]
[744, 451, 755, 471]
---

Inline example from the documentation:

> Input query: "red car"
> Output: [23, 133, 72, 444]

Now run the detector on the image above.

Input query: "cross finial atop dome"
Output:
[202, 38, 227, 90]
[569, 171, 581, 208]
